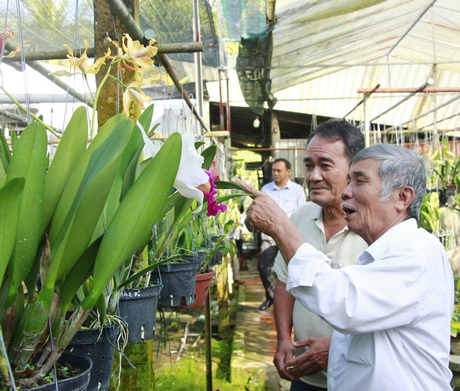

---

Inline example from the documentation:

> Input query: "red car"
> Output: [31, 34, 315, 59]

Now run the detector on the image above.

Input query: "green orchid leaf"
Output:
[0, 163, 6, 189]
[83, 132, 182, 310]
[201, 145, 216, 170]
[5, 123, 48, 307]
[0, 127, 11, 172]
[214, 180, 244, 190]
[0, 178, 25, 284]
[50, 119, 134, 284]
[136, 103, 154, 137]
[48, 114, 127, 243]
[42, 106, 88, 233]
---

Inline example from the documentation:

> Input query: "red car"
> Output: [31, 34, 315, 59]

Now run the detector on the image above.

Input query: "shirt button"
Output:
[340, 337, 346, 343]
[329, 369, 334, 376]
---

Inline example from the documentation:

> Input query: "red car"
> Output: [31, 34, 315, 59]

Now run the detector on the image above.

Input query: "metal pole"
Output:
[193, 0, 204, 138]
[218, 70, 224, 129]
[363, 94, 369, 147]
[204, 289, 213, 391]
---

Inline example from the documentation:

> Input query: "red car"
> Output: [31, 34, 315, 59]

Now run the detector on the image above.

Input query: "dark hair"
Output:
[273, 158, 291, 170]
[350, 144, 426, 221]
[307, 119, 365, 161]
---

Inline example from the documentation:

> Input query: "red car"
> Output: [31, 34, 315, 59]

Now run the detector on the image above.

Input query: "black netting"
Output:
[236, 28, 277, 116]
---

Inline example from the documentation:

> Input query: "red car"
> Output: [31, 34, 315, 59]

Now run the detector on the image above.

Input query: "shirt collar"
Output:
[359, 218, 418, 265]
[313, 203, 350, 235]
[268, 180, 291, 190]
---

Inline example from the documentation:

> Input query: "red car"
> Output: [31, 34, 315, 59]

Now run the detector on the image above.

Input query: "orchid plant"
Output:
[0, 32, 237, 388]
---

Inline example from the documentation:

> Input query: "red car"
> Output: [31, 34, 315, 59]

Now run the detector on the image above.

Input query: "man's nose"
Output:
[341, 185, 351, 200]
[309, 167, 323, 182]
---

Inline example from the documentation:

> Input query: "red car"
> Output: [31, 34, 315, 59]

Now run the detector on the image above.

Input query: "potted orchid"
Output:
[0, 32, 235, 389]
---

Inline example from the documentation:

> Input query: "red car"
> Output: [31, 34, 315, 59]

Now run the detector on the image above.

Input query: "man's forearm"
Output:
[274, 280, 295, 342]
[271, 224, 306, 265]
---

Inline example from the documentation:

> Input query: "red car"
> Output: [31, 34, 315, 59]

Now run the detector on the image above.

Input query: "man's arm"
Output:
[273, 280, 296, 381]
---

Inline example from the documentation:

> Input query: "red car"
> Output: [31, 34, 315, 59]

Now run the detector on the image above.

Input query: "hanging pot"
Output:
[118, 284, 163, 343]
[66, 323, 120, 391]
[150, 255, 201, 308]
[209, 235, 223, 266]
[25, 351, 92, 391]
[179, 270, 215, 309]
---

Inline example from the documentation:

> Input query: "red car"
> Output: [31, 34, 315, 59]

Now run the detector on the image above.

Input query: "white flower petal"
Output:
[137, 120, 159, 159]
[175, 134, 208, 187]
[174, 179, 204, 214]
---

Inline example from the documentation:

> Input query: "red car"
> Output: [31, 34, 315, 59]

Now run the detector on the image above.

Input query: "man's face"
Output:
[341, 158, 398, 244]
[272, 161, 290, 186]
[304, 136, 350, 208]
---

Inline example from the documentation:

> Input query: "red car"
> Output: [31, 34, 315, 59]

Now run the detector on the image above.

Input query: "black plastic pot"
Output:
[26, 351, 92, 391]
[150, 255, 201, 307]
[66, 323, 120, 391]
[209, 235, 223, 266]
[118, 284, 163, 343]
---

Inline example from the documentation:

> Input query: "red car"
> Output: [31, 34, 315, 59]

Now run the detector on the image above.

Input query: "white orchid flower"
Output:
[174, 134, 210, 213]
[138, 130, 226, 215]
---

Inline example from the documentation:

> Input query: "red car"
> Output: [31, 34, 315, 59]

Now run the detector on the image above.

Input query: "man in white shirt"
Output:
[233, 144, 454, 390]
[258, 158, 306, 311]
[273, 120, 367, 391]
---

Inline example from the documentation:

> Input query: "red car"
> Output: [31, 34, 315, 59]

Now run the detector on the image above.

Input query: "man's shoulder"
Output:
[287, 179, 304, 190]
[261, 181, 275, 192]
[291, 201, 320, 216]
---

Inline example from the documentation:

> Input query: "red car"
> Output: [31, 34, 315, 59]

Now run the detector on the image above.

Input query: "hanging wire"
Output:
[15, 0, 31, 124]
[0, 326, 17, 391]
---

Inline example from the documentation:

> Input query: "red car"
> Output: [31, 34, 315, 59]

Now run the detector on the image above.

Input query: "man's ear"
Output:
[395, 186, 415, 213]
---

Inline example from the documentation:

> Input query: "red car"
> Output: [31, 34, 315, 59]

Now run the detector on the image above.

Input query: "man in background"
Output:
[273, 119, 366, 390]
[258, 158, 306, 311]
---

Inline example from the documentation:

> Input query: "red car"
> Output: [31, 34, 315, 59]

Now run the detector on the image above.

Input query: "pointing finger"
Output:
[231, 177, 264, 197]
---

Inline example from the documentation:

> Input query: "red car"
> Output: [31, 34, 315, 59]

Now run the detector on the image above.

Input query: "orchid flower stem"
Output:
[108, 74, 127, 89]
[83, 74, 95, 102]
[0, 86, 61, 138]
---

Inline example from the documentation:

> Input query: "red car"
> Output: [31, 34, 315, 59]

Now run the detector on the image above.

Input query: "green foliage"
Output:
[452, 277, 460, 337]
[0, 108, 184, 387]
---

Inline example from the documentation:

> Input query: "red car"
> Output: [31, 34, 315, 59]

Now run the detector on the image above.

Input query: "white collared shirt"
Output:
[261, 179, 306, 218]
[287, 219, 454, 391]
[273, 202, 367, 388]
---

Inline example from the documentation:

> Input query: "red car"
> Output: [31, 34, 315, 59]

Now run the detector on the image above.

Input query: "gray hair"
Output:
[350, 144, 426, 221]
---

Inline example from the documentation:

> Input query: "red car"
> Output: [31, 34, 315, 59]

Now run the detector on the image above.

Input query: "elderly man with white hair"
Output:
[233, 144, 454, 391]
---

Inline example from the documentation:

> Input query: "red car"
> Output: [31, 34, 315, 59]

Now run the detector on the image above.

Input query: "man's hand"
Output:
[231, 177, 289, 237]
[231, 177, 306, 263]
[273, 340, 297, 381]
[285, 337, 331, 379]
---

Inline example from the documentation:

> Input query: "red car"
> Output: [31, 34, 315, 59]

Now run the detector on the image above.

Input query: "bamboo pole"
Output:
[3, 43, 203, 62]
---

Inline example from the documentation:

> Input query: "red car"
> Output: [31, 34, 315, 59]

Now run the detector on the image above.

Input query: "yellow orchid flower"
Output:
[122, 80, 152, 118]
[111, 34, 158, 75]
[50, 39, 110, 77]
